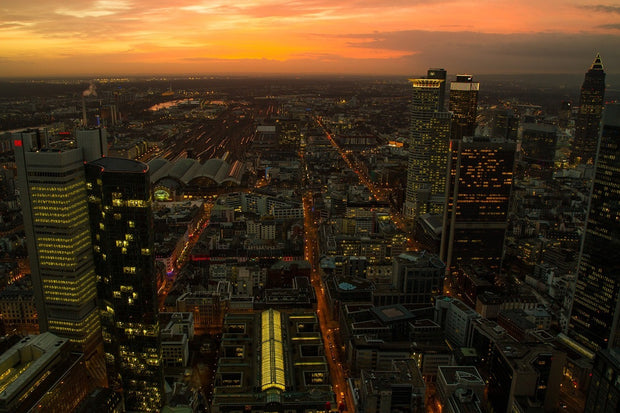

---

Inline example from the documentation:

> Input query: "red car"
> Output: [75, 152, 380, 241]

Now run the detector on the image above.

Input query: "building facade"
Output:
[86, 157, 164, 411]
[390, 252, 445, 307]
[449, 75, 479, 138]
[405, 69, 452, 223]
[572, 54, 606, 165]
[440, 137, 515, 273]
[14, 129, 106, 357]
[568, 104, 620, 355]
[585, 348, 620, 413]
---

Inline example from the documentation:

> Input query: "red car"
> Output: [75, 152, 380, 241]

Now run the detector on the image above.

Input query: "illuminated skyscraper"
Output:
[86, 157, 164, 411]
[440, 137, 515, 273]
[572, 54, 606, 165]
[13, 129, 107, 358]
[449, 74, 479, 138]
[405, 69, 452, 223]
[568, 103, 620, 356]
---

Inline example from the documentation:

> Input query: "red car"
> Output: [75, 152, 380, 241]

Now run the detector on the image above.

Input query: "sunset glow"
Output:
[1, 0, 619, 76]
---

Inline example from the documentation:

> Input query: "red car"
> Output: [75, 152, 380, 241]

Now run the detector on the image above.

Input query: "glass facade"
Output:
[260, 309, 286, 392]
[569, 104, 620, 354]
[86, 158, 163, 412]
[449, 75, 479, 138]
[572, 54, 606, 165]
[441, 137, 515, 272]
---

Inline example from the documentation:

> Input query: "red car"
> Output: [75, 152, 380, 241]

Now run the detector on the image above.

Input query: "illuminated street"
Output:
[303, 192, 354, 412]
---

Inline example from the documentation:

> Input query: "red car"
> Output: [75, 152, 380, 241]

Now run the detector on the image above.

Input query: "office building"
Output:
[405, 69, 452, 223]
[211, 310, 334, 412]
[520, 123, 558, 179]
[572, 54, 606, 164]
[585, 348, 620, 413]
[434, 296, 481, 347]
[492, 108, 519, 142]
[13, 129, 106, 358]
[359, 359, 426, 413]
[568, 104, 620, 355]
[0, 333, 92, 413]
[440, 137, 515, 272]
[387, 251, 445, 307]
[449, 74, 479, 138]
[436, 366, 485, 410]
[487, 341, 565, 412]
[86, 157, 164, 411]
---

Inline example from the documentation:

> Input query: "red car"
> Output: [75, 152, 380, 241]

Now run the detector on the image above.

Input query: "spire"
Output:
[591, 53, 604, 71]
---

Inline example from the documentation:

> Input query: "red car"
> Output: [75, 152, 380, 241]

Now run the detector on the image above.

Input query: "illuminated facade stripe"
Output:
[260, 309, 286, 391]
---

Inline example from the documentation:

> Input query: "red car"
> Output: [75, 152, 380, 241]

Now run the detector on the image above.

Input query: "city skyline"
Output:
[1, 0, 620, 77]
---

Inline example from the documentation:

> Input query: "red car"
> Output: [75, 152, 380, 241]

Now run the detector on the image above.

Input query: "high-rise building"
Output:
[86, 158, 164, 412]
[585, 348, 620, 413]
[449, 74, 479, 138]
[520, 123, 558, 180]
[440, 137, 515, 273]
[13, 129, 107, 358]
[568, 103, 620, 356]
[0, 333, 93, 413]
[491, 108, 519, 142]
[572, 54, 606, 165]
[405, 69, 452, 223]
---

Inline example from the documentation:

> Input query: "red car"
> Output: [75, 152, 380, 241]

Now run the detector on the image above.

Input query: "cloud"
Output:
[0, 22, 32, 30]
[55, 0, 132, 18]
[580, 5, 620, 14]
[598, 23, 620, 29]
[331, 29, 620, 73]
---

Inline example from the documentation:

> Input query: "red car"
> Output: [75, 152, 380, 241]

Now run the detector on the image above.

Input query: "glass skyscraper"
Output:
[440, 137, 515, 273]
[572, 54, 606, 165]
[86, 157, 164, 411]
[449, 74, 479, 138]
[568, 103, 620, 355]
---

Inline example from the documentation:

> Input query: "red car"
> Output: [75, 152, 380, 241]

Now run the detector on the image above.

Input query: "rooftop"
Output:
[89, 156, 148, 173]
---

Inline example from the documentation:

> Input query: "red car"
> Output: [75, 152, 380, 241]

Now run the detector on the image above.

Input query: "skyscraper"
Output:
[13, 129, 107, 358]
[440, 137, 515, 273]
[572, 54, 606, 165]
[491, 108, 519, 142]
[520, 123, 558, 180]
[86, 157, 164, 411]
[449, 74, 479, 138]
[568, 103, 620, 355]
[405, 68, 452, 224]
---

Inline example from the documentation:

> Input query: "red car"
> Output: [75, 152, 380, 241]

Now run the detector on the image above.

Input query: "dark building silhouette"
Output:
[449, 74, 479, 138]
[86, 158, 164, 412]
[568, 104, 620, 356]
[520, 123, 558, 179]
[572, 54, 606, 165]
[440, 137, 515, 273]
[491, 108, 519, 142]
[388, 251, 445, 307]
[585, 348, 620, 413]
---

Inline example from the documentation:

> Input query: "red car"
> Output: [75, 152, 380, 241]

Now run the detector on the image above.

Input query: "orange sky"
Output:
[1, 0, 619, 77]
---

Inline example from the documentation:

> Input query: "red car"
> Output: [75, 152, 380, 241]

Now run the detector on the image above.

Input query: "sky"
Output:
[1, 0, 620, 77]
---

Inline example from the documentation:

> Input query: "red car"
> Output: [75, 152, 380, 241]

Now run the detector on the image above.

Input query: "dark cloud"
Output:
[598, 23, 620, 29]
[579, 5, 620, 14]
[333, 29, 620, 73]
